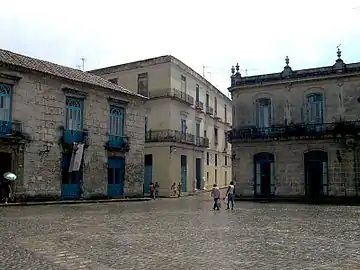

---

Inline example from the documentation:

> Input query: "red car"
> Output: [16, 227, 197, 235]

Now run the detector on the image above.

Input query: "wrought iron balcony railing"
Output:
[105, 135, 130, 152]
[214, 112, 221, 121]
[206, 106, 214, 115]
[195, 100, 204, 111]
[146, 129, 209, 148]
[63, 129, 88, 144]
[149, 88, 194, 106]
[227, 121, 360, 142]
[0, 120, 22, 136]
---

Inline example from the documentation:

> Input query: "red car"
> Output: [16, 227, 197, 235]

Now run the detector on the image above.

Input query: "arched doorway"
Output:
[304, 151, 328, 199]
[253, 152, 275, 197]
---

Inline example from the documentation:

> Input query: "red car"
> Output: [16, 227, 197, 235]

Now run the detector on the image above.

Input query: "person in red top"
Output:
[149, 183, 155, 199]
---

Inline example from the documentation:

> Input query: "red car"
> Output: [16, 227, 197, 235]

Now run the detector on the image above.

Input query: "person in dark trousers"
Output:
[177, 182, 182, 197]
[211, 184, 220, 211]
[149, 182, 155, 199]
[226, 181, 235, 210]
[154, 182, 159, 198]
[1, 179, 11, 204]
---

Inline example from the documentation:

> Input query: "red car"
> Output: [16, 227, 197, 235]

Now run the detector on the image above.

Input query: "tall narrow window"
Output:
[109, 105, 124, 137]
[214, 127, 218, 144]
[145, 116, 148, 133]
[255, 98, 271, 128]
[181, 75, 186, 93]
[0, 84, 11, 121]
[181, 119, 187, 135]
[196, 84, 200, 102]
[206, 93, 209, 108]
[138, 73, 148, 97]
[225, 171, 228, 186]
[204, 130, 207, 138]
[206, 152, 210, 165]
[224, 131, 228, 149]
[224, 104, 227, 122]
[214, 97, 217, 115]
[0, 83, 12, 135]
[306, 93, 324, 124]
[196, 123, 200, 138]
[65, 97, 83, 131]
[215, 154, 218, 166]
[224, 155, 228, 166]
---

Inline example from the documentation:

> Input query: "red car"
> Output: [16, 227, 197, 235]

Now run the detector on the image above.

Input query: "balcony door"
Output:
[109, 105, 124, 146]
[255, 98, 271, 129]
[0, 83, 12, 135]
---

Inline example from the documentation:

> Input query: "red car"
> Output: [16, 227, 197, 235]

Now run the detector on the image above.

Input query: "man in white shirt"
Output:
[226, 181, 235, 210]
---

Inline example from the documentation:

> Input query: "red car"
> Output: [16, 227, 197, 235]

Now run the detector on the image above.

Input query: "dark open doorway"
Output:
[0, 152, 12, 180]
[254, 152, 275, 197]
[304, 151, 328, 199]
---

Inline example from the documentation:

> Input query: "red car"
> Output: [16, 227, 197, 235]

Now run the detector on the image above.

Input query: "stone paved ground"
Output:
[1, 196, 360, 270]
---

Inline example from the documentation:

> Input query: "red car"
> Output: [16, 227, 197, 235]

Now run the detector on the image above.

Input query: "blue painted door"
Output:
[61, 154, 81, 200]
[144, 154, 152, 194]
[107, 156, 125, 197]
[196, 158, 201, 190]
[181, 155, 187, 192]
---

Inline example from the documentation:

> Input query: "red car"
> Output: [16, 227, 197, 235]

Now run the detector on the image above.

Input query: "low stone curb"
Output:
[0, 197, 152, 207]
[234, 197, 360, 206]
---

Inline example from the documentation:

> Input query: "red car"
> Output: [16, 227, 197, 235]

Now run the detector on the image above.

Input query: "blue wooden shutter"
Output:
[306, 93, 324, 124]
[66, 97, 83, 130]
[110, 106, 124, 136]
[0, 83, 11, 122]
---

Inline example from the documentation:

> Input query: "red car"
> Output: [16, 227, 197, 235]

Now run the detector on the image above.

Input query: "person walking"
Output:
[154, 182, 160, 198]
[171, 182, 176, 196]
[149, 182, 155, 199]
[211, 184, 221, 211]
[177, 182, 182, 197]
[1, 178, 12, 204]
[226, 181, 235, 210]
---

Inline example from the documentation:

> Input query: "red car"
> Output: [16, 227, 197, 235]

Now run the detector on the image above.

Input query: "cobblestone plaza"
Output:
[1, 196, 360, 269]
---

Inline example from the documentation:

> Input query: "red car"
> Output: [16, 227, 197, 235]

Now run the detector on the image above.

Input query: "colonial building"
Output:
[0, 49, 146, 201]
[90, 56, 232, 196]
[228, 48, 360, 199]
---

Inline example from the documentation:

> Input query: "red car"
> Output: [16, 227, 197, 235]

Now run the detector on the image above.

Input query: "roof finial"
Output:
[285, 56, 290, 66]
[337, 44, 342, 59]
[235, 63, 240, 73]
[231, 66, 235, 75]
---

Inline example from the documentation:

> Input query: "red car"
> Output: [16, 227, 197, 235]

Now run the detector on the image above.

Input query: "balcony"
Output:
[63, 129, 88, 144]
[195, 100, 204, 111]
[205, 106, 214, 115]
[0, 120, 22, 137]
[227, 121, 360, 143]
[196, 136, 210, 148]
[146, 129, 209, 148]
[149, 88, 194, 106]
[105, 135, 130, 152]
[214, 112, 221, 121]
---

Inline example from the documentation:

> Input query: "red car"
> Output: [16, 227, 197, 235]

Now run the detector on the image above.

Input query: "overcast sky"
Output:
[1, 1, 359, 96]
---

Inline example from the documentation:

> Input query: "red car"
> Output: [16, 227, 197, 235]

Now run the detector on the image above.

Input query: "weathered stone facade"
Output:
[229, 50, 360, 198]
[0, 49, 146, 200]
